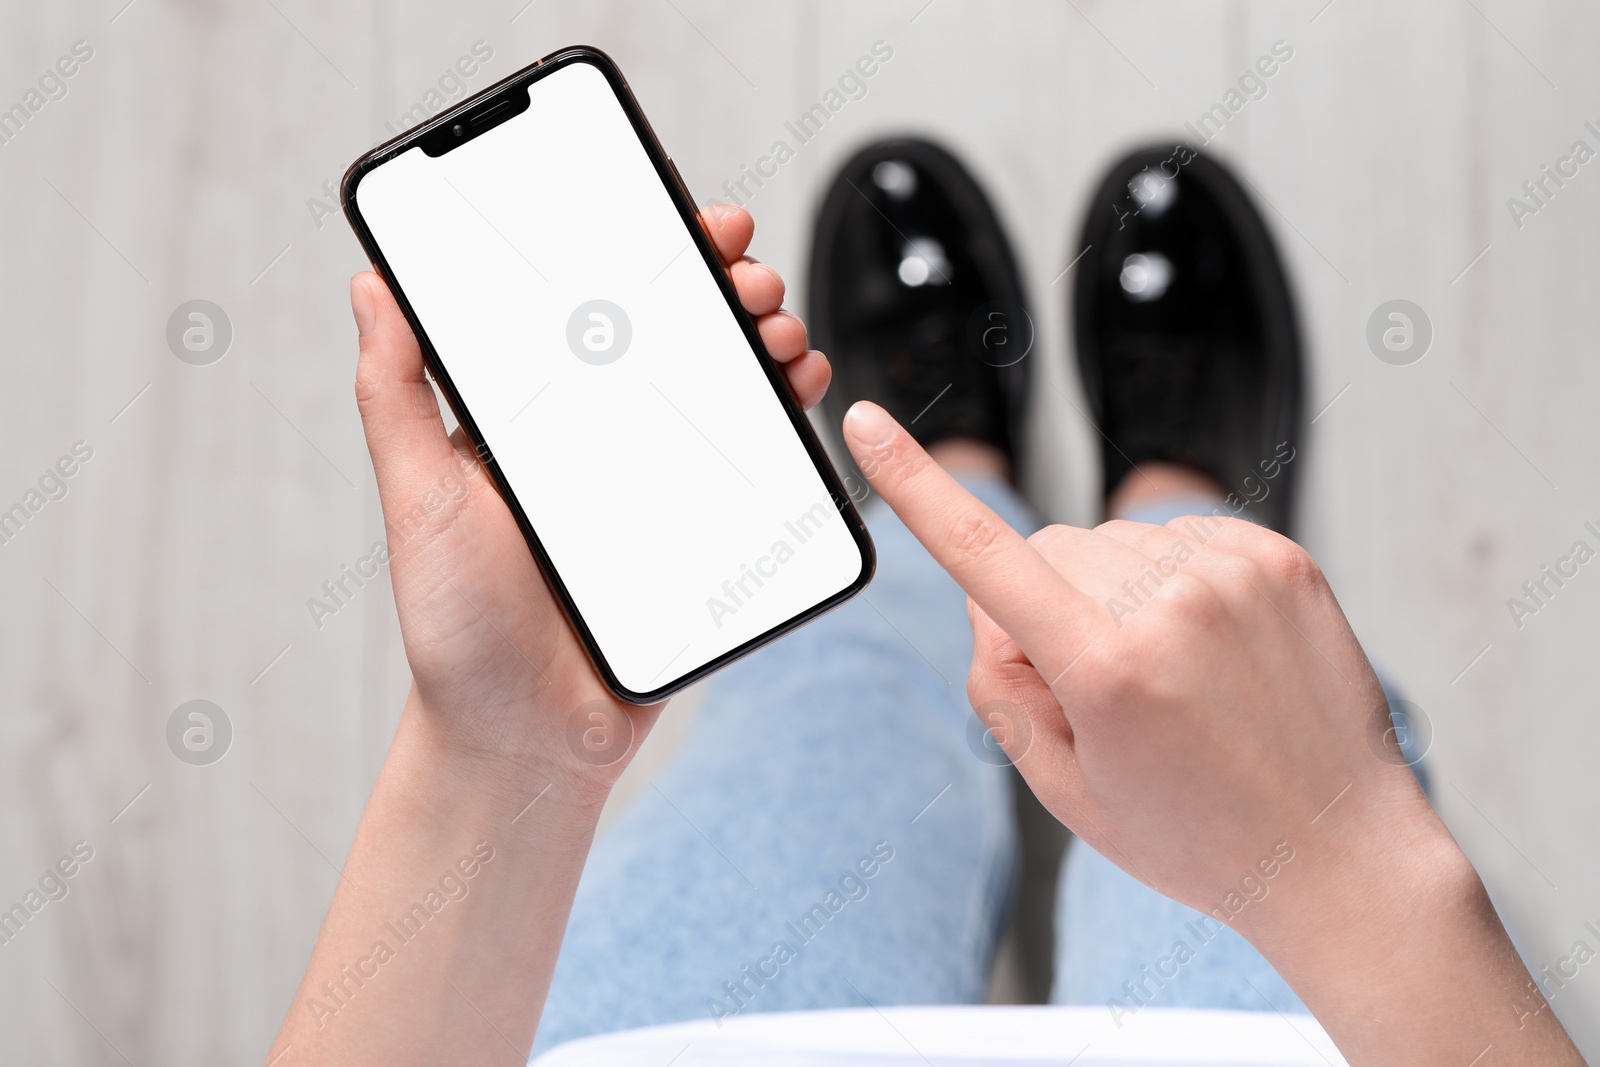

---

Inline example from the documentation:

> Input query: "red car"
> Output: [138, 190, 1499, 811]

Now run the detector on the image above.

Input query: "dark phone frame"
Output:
[340, 45, 875, 705]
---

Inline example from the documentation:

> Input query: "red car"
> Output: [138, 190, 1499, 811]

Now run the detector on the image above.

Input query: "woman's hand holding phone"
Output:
[270, 207, 827, 1067]
[350, 204, 823, 801]
[841, 400, 1584, 1067]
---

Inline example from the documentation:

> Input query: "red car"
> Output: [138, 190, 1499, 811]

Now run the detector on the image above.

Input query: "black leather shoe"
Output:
[1072, 144, 1303, 533]
[809, 139, 1031, 480]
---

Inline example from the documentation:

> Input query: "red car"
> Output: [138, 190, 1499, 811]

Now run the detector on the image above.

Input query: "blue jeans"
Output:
[533, 477, 1303, 1054]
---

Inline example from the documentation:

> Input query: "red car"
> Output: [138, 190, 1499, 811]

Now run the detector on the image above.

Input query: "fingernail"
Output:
[350, 275, 376, 338]
[843, 401, 896, 448]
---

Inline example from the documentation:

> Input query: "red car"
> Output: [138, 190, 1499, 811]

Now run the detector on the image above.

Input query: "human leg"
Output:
[535, 474, 1037, 1051]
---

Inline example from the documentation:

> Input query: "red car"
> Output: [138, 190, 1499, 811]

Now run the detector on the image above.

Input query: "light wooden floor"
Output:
[1, 1, 1596, 1062]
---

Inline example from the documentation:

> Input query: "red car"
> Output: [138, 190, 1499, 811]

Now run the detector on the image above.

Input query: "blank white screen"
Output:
[355, 60, 864, 695]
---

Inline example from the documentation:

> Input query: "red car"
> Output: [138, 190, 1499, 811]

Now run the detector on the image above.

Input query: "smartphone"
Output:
[341, 46, 874, 704]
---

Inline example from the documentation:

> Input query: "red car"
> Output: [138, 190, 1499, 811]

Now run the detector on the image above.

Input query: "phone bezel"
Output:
[340, 45, 875, 705]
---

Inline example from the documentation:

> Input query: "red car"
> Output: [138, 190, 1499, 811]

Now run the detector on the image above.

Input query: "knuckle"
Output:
[1095, 518, 1145, 536]
[967, 641, 1029, 707]
[1157, 571, 1226, 624]
[947, 511, 1008, 566]
[1211, 552, 1266, 592]
[1026, 524, 1072, 551]
[1253, 533, 1323, 589]
[353, 362, 382, 413]
[854, 437, 903, 480]
[1132, 575, 1228, 643]
[1080, 641, 1143, 702]
[965, 669, 990, 710]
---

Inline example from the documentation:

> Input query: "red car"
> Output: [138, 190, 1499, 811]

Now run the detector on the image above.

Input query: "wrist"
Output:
[279, 684, 618, 1064]
[1241, 803, 1582, 1065]
[399, 684, 619, 826]
[1243, 803, 1472, 964]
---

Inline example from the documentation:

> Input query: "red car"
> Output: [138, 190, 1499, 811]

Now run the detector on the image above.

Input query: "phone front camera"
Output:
[452, 124, 465, 138]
